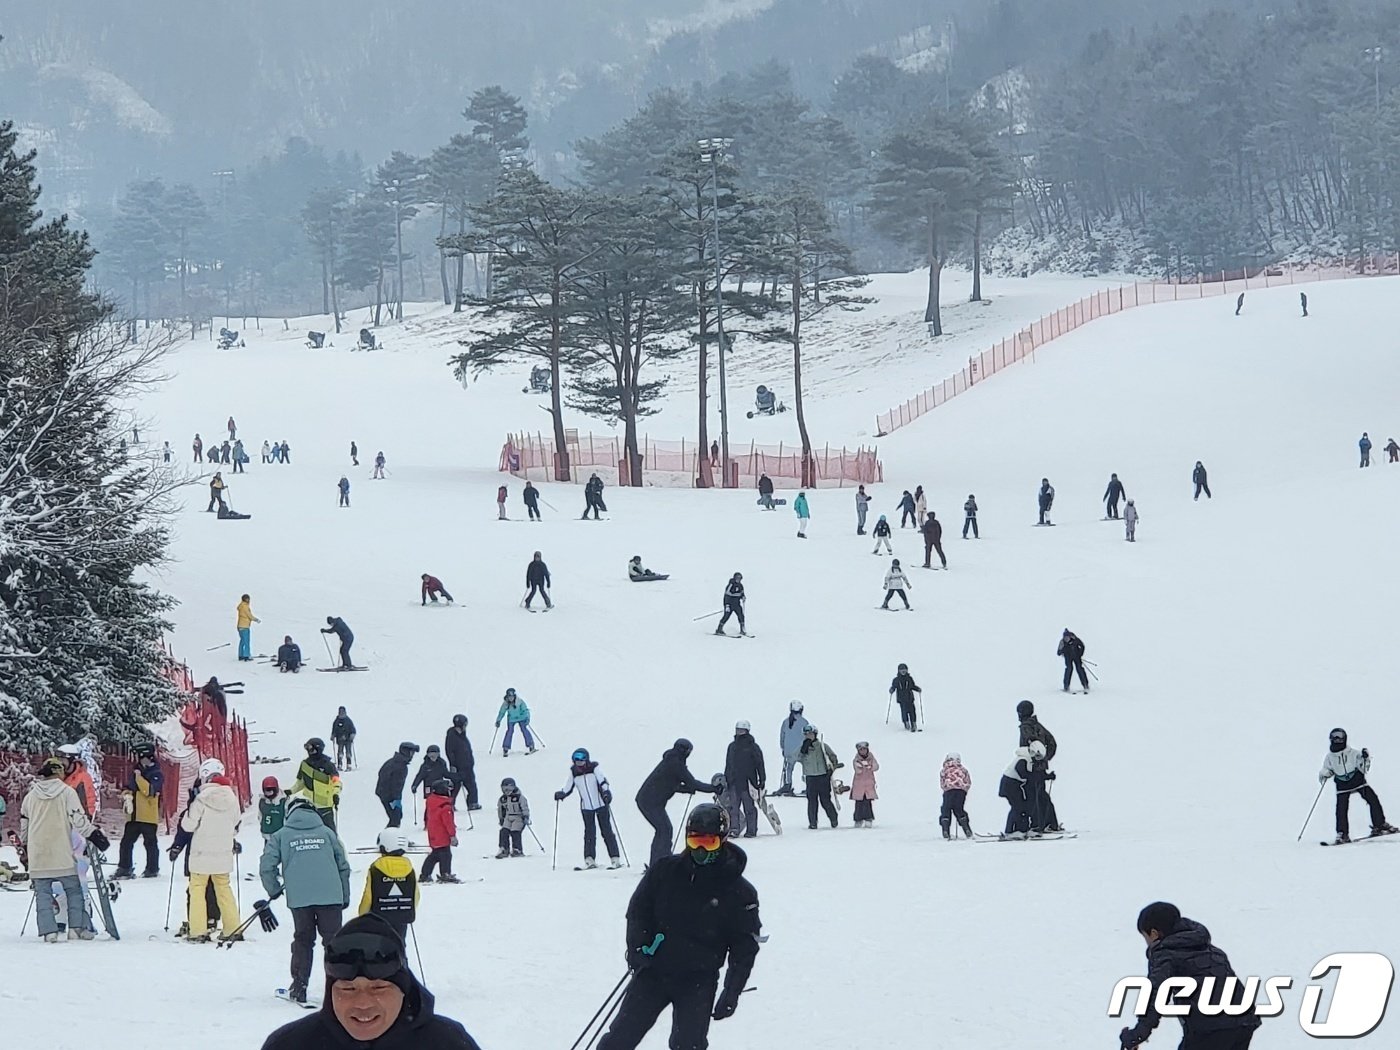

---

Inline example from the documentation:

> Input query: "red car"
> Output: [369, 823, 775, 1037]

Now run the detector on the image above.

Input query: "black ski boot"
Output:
[288, 980, 307, 1004]
[939, 820, 951, 840]
[958, 817, 973, 838]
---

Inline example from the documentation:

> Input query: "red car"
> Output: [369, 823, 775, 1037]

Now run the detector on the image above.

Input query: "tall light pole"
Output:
[698, 137, 734, 487]
[1364, 46, 1385, 250]
[212, 169, 235, 321]
[385, 179, 406, 321]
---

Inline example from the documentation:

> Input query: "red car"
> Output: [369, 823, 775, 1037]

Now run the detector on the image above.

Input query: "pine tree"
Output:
[302, 189, 348, 331]
[463, 86, 530, 156]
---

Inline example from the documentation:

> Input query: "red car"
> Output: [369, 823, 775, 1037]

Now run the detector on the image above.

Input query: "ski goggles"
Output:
[324, 934, 405, 981]
[685, 832, 724, 852]
[572, 751, 589, 763]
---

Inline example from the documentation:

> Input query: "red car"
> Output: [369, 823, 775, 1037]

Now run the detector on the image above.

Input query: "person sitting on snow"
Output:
[628, 556, 665, 582]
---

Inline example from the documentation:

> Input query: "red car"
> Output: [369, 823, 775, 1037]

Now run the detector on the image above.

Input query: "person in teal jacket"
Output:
[495, 688, 536, 757]
[794, 491, 810, 539]
[259, 797, 351, 1004]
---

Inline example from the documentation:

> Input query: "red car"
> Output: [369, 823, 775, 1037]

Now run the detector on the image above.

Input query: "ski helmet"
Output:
[426, 744, 440, 755]
[879, 514, 887, 522]
[287, 796, 315, 816]
[789, 700, 804, 713]
[1016, 700, 1034, 719]
[856, 741, 870, 750]
[735, 720, 751, 733]
[376, 828, 406, 854]
[305, 737, 326, 754]
[804, 724, 818, 736]
[131, 742, 155, 758]
[711, 772, 727, 791]
[1027, 741, 1047, 760]
[897, 663, 908, 672]
[684, 802, 730, 864]
[261, 776, 280, 792]
[430, 779, 454, 797]
[1330, 728, 1348, 752]
[504, 688, 516, 700]
[945, 752, 961, 764]
[673, 738, 693, 756]
[891, 558, 901, 567]
[732, 571, 743, 581]
[198, 757, 225, 779]
[500, 777, 518, 791]
[572, 748, 590, 764]
[398, 741, 420, 755]
[57, 743, 81, 758]
[452, 714, 468, 728]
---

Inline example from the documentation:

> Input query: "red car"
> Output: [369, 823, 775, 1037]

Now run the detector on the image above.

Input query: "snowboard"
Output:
[85, 843, 121, 940]
[753, 787, 783, 834]
[318, 666, 369, 672]
[275, 989, 318, 1010]
[629, 575, 670, 582]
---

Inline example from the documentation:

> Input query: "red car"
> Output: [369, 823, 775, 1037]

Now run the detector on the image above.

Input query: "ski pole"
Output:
[885, 694, 893, 725]
[409, 924, 427, 984]
[568, 970, 633, 1050]
[552, 800, 560, 871]
[1297, 780, 1328, 841]
[205, 642, 232, 652]
[164, 862, 177, 930]
[918, 696, 925, 727]
[320, 632, 336, 669]
[412, 792, 418, 825]
[1084, 663, 1099, 682]
[526, 823, 546, 853]
[671, 796, 694, 852]
[529, 726, 546, 749]
[20, 890, 35, 936]
[216, 906, 262, 947]
[691, 610, 722, 621]
[235, 853, 242, 910]
[541, 499, 559, 513]
[489, 725, 500, 753]
[609, 808, 630, 867]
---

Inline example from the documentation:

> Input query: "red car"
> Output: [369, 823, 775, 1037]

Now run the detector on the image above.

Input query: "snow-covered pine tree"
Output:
[0, 119, 183, 751]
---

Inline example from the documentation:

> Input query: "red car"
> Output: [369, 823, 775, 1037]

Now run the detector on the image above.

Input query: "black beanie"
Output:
[1016, 701, 1034, 719]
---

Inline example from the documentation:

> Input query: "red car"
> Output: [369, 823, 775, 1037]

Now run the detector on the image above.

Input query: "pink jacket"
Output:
[850, 750, 879, 801]
[940, 759, 971, 792]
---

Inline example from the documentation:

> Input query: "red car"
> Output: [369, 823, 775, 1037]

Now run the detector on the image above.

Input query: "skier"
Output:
[321, 615, 355, 669]
[554, 748, 622, 869]
[330, 707, 356, 769]
[963, 494, 979, 538]
[259, 796, 351, 1004]
[445, 714, 480, 811]
[921, 511, 946, 569]
[1023, 740, 1059, 833]
[758, 473, 776, 511]
[853, 484, 871, 534]
[496, 484, 508, 519]
[193, 433, 204, 463]
[19, 758, 103, 942]
[495, 688, 536, 756]
[939, 753, 973, 839]
[350, 440, 358, 467]
[495, 777, 531, 858]
[227, 415, 237, 440]
[1234, 291, 1244, 316]
[523, 480, 541, 520]
[628, 555, 666, 582]
[723, 722, 765, 838]
[338, 475, 350, 507]
[358, 828, 418, 944]
[57, 743, 98, 817]
[636, 739, 721, 864]
[207, 471, 227, 512]
[1124, 499, 1139, 542]
[259, 777, 287, 840]
[776, 701, 811, 796]
[915, 485, 927, 527]
[372, 451, 386, 479]
[1037, 478, 1055, 525]
[113, 744, 163, 879]
[421, 573, 454, 605]
[714, 572, 746, 637]
[1359, 432, 1372, 468]
[411, 745, 451, 804]
[1016, 701, 1058, 763]
[798, 726, 841, 829]
[277, 635, 303, 673]
[1103, 473, 1126, 519]
[236, 593, 260, 662]
[1192, 461, 1211, 500]
[793, 490, 810, 538]
[850, 742, 879, 828]
[293, 738, 342, 831]
[998, 747, 1033, 839]
[898, 489, 916, 528]
[591, 803, 760, 1050]
[1300, 291, 1308, 317]
[179, 757, 242, 941]
[1058, 628, 1089, 693]
[271, 440, 282, 464]
[220, 440, 231, 464]
[871, 514, 893, 554]
[232, 438, 247, 473]
[375, 742, 419, 828]
[1387, 438, 1400, 463]
[582, 472, 606, 519]
[1118, 901, 1263, 1050]
[889, 663, 922, 731]
[524, 551, 552, 610]
[880, 558, 912, 610]
[421, 780, 461, 883]
[1319, 728, 1397, 844]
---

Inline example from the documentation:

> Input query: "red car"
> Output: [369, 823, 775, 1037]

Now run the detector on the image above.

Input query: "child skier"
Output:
[495, 688, 536, 756]
[1320, 728, 1398, 844]
[258, 777, 286, 841]
[495, 778, 531, 858]
[881, 559, 912, 610]
[871, 515, 893, 554]
[998, 747, 1033, 840]
[410, 745, 451, 803]
[889, 663, 922, 731]
[553, 748, 622, 869]
[794, 491, 810, 538]
[373, 451, 386, 479]
[421, 780, 461, 883]
[1124, 499, 1138, 542]
[359, 828, 419, 943]
[939, 754, 972, 839]
[850, 743, 879, 828]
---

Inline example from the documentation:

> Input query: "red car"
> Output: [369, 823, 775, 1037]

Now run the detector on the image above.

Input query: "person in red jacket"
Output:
[421, 780, 460, 883]
[497, 485, 508, 520]
[420, 574, 454, 606]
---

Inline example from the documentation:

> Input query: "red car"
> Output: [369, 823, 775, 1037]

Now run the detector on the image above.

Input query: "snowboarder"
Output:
[1016, 701, 1058, 763]
[259, 777, 287, 840]
[1103, 473, 1127, 519]
[525, 551, 552, 610]
[1118, 901, 1263, 1050]
[723, 721, 765, 838]
[921, 512, 946, 569]
[636, 739, 721, 864]
[421, 573, 454, 605]
[714, 572, 746, 637]
[1320, 728, 1397, 844]
[1359, 432, 1372, 468]
[207, 472, 227, 512]
[1192, 461, 1211, 500]
[898, 489, 916, 528]
[445, 714, 480, 811]
[850, 742, 879, 828]
[495, 688, 536, 756]
[321, 615, 355, 669]
[798, 726, 841, 829]
[1058, 628, 1089, 693]
[337, 476, 350, 507]
[854, 484, 870, 533]
[758, 473, 776, 511]
[330, 707, 356, 769]
[1234, 292, 1244, 316]
[113, 745, 163, 879]
[915, 485, 928, 527]
[628, 555, 665, 582]
[497, 484, 508, 519]
[590, 803, 760, 1050]
[293, 738, 342, 831]
[939, 754, 973, 839]
[372, 451, 386, 479]
[793, 490, 810, 538]
[1037, 478, 1055, 525]
[421, 780, 461, 883]
[998, 747, 1033, 839]
[1124, 499, 1138, 541]
[871, 514, 893, 554]
[963, 494, 979, 538]
[375, 743, 419, 828]
[193, 433, 203, 462]
[881, 558, 912, 610]
[1387, 438, 1400, 463]
[776, 702, 810, 796]
[495, 778, 530, 858]
[523, 480, 541, 520]
[410, 745, 450, 802]
[236, 593, 260, 662]
[358, 828, 418, 945]
[554, 748, 622, 869]
[582, 473, 606, 519]
[259, 796, 351, 1003]
[20, 758, 103, 942]
[889, 663, 922, 731]
[349, 440, 358, 467]
[178, 757, 242, 941]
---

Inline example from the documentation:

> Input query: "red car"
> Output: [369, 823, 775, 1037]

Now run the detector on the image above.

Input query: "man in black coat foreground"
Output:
[722, 723, 766, 837]
[445, 716, 479, 811]
[595, 804, 761, 1050]
[261, 913, 481, 1050]
[375, 743, 419, 828]
[635, 739, 720, 864]
[1119, 902, 1261, 1050]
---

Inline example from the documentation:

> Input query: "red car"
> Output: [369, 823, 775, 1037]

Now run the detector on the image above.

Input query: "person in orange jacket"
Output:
[57, 744, 98, 818]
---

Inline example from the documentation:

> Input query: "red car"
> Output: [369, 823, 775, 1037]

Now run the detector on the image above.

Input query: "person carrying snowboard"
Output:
[871, 514, 893, 554]
[358, 827, 418, 944]
[1319, 727, 1397, 844]
[921, 511, 946, 569]
[1037, 478, 1055, 525]
[20, 758, 103, 942]
[776, 701, 810, 796]
[554, 748, 622, 869]
[963, 494, 979, 538]
[1192, 461, 1211, 500]
[889, 663, 922, 731]
[495, 777, 530, 858]
[525, 551, 552, 610]
[723, 721, 765, 838]
[421, 780, 461, 883]
[939, 754, 973, 839]
[421, 573, 454, 605]
[881, 558, 912, 610]
[798, 726, 841, 829]
[523, 480, 541, 520]
[1058, 628, 1089, 693]
[1124, 499, 1139, 542]
[321, 615, 355, 669]
[375, 743, 419, 828]
[495, 688, 536, 756]
[714, 572, 746, 637]
[330, 707, 356, 769]
[1103, 473, 1127, 519]
[636, 739, 721, 864]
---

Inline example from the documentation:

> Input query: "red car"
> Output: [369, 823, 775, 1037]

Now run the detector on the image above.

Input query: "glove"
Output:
[254, 900, 280, 932]
[495, 722, 501, 728]
[1319, 773, 1329, 784]
[233, 840, 243, 854]
[450, 836, 459, 847]
[602, 790, 613, 806]
[390, 800, 402, 812]
[168, 846, 181, 862]
[630, 933, 664, 970]
[270, 889, 283, 901]
[1120, 1027, 1146, 1049]
[1046, 772, 1057, 781]
[1362, 748, 1370, 758]
[554, 791, 567, 801]
[712, 988, 741, 1021]
[87, 829, 110, 852]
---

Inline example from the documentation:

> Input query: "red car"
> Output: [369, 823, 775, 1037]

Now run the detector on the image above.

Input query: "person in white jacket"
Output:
[881, 558, 913, 610]
[1319, 728, 1397, 845]
[1124, 499, 1139, 542]
[553, 748, 622, 869]
[179, 758, 243, 941]
[20, 758, 106, 942]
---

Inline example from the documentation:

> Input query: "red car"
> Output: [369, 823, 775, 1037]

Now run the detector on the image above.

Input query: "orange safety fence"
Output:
[875, 255, 1400, 436]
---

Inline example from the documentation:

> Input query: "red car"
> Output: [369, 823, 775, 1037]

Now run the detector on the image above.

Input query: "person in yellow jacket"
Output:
[359, 828, 419, 943]
[293, 737, 342, 831]
[114, 744, 164, 878]
[236, 593, 260, 662]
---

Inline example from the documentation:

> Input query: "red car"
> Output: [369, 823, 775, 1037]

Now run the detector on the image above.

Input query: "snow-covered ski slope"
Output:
[4, 271, 1399, 1049]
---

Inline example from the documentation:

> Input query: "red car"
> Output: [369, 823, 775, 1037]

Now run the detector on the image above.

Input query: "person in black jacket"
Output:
[962, 494, 979, 539]
[524, 551, 552, 610]
[277, 635, 303, 673]
[582, 473, 606, 520]
[1058, 628, 1089, 692]
[321, 616, 355, 669]
[714, 572, 746, 637]
[444, 716, 479, 810]
[1119, 902, 1262, 1050]
[1192, 461, 1211, 500]
[636, 739, 721, 864]
[921, 512, 945, 569]
[259, 913, 482, 1050]
[722, 723, 766, 838]
[1103, 473, 1127, 519]
[1015, 701, 1057, 763]
[1037, 478, 1055, 525]
[375, 743, 419, 828]
[594, 804, 761, 1050]
[331, 707, 357, 770]
[889, 663, 923, 731]
[757, 473, 775, 510]
[410, 746, 450, 801]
